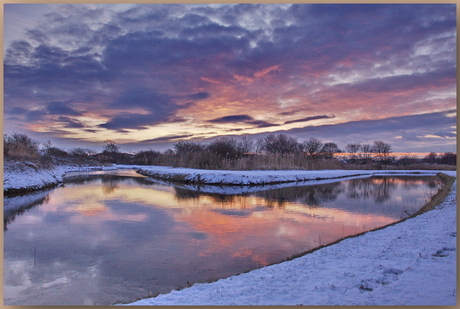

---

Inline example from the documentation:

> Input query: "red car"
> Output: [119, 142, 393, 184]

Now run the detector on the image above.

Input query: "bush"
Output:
[4, 133, 40, 161]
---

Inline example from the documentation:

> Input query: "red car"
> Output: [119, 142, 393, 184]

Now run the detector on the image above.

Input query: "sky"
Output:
[3, 3, 457, 153]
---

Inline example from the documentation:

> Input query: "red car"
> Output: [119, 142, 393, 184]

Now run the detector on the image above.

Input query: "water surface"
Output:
[4, 170, 441, 305]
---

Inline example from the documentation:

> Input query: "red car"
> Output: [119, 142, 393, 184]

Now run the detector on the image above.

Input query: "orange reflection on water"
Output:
[171, 196, 396, 266]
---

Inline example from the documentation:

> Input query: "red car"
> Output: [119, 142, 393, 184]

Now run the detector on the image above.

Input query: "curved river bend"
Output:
[4, 170, 442, 305]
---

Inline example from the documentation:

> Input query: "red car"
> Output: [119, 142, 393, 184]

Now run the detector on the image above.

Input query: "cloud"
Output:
[189, 92, 210, 100]
[98, 114, 155, 131]
[208, 114, 254, 123]
[7, 107, 28, 115]
[208, 114, 279, 128]
[98, 87, 190, 131]
[278, 108, 311, 116]
[56, 116, 85, 128]
[142, 134, 195, 143]
[47, 101, 82, 116]
[284, 115, 334, 125]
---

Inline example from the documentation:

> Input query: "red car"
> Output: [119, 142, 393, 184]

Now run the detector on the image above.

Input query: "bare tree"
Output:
[320, 142, 340, 159]
[372, 140, 392, 161]
[423, 152, 438, 164]
[359, 144, 373, 162]
[258, 134, 300, 156]
[103, 140, 120, 153]
[173, 141, 204, 155]
[207, 136, 240, 158]
[303, 137, 323, 158]
[238, 135, 254, 154]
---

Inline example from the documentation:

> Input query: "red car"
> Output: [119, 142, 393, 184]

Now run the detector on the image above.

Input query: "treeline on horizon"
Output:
[3, 132, 457, 171]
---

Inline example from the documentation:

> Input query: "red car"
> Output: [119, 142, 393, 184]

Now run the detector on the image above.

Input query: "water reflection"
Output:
[4, 171, 441, 305]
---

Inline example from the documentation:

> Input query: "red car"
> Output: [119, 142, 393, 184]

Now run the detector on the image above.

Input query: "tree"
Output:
[103, 140, 120, 153]
[207, 136, 240, 159]
[440, 152, 456, 165]
[41, 140, 68, 158]
[423, 152, 438, 164]
[320, 142, 339, 159]
[372, 140, 392, 162]
[303, 137, 323, 158]
[70, 148, 96, 157]
[173, 141, 204, 155]
[360, 144, 373, 160]
[345, 143, 361, 154]
[238, 135, 254, 155]
[134, 150, 161, 165]
[258, 134, 300, 156]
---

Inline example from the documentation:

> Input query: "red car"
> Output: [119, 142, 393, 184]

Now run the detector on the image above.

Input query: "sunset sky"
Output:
[4, 3, 457, 153]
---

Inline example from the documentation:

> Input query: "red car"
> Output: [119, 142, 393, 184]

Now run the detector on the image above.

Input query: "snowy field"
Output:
[3, 164, 456, 305]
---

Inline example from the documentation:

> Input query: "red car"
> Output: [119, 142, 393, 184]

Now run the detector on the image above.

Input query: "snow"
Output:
[121, 170, 456, 306]
[3, 161, 116, 194]
[117, 164, 444, 186]
[3, 164, 456, 305]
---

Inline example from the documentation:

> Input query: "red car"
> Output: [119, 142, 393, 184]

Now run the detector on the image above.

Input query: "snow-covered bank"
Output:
[125, 171, 456, 306]
[3, 161, 114, 195]
[118, 164, 444, 186]
[4, 162, 447, 195]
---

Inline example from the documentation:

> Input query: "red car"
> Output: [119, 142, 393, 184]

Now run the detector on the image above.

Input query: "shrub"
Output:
[4, 133, 40, 160]
[440, 152, 456, 165]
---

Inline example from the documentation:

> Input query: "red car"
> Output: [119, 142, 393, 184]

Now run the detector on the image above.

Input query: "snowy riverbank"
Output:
[118, 164, 445, 185]
[123, 171, 456, 306]
[3, 161, 115, 195]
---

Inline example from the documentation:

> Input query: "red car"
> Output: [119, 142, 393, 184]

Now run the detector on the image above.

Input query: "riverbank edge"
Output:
[130, 164, 443, 186]
[3, 164, 115, 196]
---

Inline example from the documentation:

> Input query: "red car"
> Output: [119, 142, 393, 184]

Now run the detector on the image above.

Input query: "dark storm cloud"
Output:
[284, 115, 334, 125]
